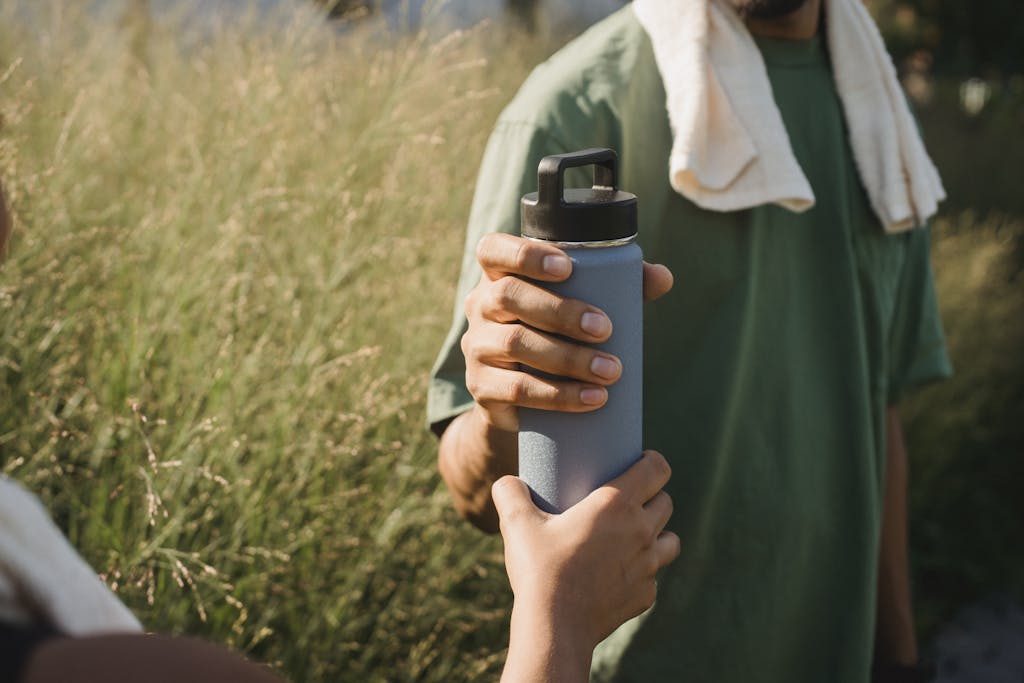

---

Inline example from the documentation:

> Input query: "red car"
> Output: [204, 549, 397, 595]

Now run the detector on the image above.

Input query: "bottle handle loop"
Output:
[537, 148, 619, 208]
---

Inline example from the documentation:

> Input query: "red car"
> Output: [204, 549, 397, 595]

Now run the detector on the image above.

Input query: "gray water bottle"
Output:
[518, 148, 642, 513]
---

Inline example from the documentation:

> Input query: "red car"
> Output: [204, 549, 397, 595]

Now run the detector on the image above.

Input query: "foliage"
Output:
[0, 1, 1020, 679]
[870, 0, 1024, 78]
[914, 82, 1024, 215]
[0, 3, 555, 679]
[904, 212, 1024, 638]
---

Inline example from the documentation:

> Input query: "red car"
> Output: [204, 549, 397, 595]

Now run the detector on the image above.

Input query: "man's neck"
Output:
[744, 0, 822, 40]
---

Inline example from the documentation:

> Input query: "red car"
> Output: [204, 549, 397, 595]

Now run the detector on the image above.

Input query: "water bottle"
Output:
[518, 148, 643, 513]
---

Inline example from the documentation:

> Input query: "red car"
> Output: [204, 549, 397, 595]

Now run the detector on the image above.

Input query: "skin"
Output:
[19, 454, 679, 683]
[438, 233, 673, 532]
[439, 0, 921, 669]
[741, 0, 821, 40]
[2, 178, 680, 680]
[2, 178, 672, 678]
[498, 451, 681, 683]
[22, 634, 285, 683]
[875, 406, 920, 665]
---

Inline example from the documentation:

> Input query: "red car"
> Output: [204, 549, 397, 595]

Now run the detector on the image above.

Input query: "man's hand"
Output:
[495, 451, 681, 683]
[437, 233, 672, 532]
[462, 233, 673, 432]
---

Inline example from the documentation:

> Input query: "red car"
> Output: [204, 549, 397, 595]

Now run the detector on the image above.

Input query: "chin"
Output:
[732, 0, 810, 20]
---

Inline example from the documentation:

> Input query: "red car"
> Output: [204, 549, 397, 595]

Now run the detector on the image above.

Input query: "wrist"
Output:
[504, 599, 593, 683]
[438, 410, 514, 534]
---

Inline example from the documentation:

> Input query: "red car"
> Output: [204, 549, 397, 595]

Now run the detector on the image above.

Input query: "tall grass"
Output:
[0, 1, 1020, 679]
[0, 3, 555, 679]
[903, 211, 1024, 637]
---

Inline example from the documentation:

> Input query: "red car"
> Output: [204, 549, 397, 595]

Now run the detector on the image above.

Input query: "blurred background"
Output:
[0, 0, 1020, 680]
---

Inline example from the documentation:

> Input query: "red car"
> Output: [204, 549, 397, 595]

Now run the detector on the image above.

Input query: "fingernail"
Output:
[590, 356, 620, 380]
[580, 311, 611, 337]
[542, 255, 570, 277]
[580, 388, 606, 405]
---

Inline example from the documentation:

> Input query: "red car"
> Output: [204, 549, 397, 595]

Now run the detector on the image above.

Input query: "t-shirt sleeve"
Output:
[886, 224, 953, 404]
[426, 120, 573, 433]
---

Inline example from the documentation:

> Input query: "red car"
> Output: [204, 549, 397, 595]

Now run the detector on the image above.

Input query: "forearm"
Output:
[23, 634, 283, 683]
[874, 406, 918, 665]
[437, 404, 518, 533]
[501, 602, 593, 683]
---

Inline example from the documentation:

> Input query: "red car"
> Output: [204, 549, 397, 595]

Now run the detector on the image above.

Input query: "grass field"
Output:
[0, 2, 1021, 680]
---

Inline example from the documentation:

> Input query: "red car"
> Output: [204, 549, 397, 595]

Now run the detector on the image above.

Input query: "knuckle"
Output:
[647, 451, 672, 483]
[494, 276, 521, 311]
[548, 382, 575, 410]
[513, 239, 532, 273]
[655, 491, 673, 519]
[506, 375, 529, 404]
[466, 371, 499, 405]
[465, 374, 483, 400]
[460, 330, 485, 364]
[463, 287, 480, 318]
[593, 486, 625, 511]
[475, 233, 499, 265]
[501, 325, 525, 355]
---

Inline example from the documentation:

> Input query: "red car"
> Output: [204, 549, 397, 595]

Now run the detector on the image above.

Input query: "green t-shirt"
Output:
[428, 8, 951, 682]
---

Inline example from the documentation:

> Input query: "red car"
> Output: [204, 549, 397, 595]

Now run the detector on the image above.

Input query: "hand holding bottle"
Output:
[495, 450, 681, 683]
[462, 232, 673, 433]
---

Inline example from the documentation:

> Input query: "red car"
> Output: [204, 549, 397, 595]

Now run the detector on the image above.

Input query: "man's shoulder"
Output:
[498, 7, 654, 135]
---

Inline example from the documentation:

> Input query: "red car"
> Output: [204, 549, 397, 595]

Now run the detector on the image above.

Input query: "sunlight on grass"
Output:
[0, 2, 553, 679]
[0, 0, 1020, 679]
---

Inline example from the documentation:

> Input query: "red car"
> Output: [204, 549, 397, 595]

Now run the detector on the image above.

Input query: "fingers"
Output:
[468, 275, 612, 343]
[604, 450, 672, 507]
[466, 365, 608, 413]
[642, 262, 673, 302]
[492, 475, 543, 528]
[468, 323, 621, 385]
[477, 232, 572, 282]
[476, 236, 675, 305]
[475, 235, 669, 329]
[643, 489, 673, 534]
[654, 530, 681, 568]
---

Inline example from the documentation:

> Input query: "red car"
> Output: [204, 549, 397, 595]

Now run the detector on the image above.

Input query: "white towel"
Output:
[632, 0, 945, 232]
[0, 476, 143, 635]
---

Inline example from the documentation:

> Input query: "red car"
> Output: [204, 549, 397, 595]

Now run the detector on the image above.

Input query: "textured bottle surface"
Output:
[518, 241, 643, 513]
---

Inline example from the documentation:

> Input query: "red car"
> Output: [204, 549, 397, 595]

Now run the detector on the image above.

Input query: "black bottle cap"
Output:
[521, 148, 637, 243]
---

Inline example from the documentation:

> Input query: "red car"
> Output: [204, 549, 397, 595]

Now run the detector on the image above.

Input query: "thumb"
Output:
[491, 475, 542, 528]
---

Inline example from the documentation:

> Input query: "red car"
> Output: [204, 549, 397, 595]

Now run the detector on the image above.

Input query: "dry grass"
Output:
[0, 2, 554, 679]
[0, 1, 1020, 678]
